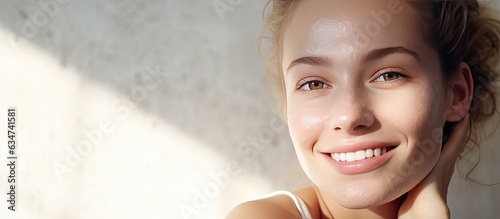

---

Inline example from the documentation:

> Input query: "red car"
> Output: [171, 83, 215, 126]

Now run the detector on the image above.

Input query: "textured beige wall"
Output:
[0, 1, 499, 219]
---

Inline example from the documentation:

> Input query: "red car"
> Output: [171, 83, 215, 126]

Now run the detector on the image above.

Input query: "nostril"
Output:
[333, 125, 371, 133]
[353, 124, 368, 131]
[331, 109, 375, 133]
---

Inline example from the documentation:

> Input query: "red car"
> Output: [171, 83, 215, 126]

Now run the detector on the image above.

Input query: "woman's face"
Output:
[283, 0, 452, 208]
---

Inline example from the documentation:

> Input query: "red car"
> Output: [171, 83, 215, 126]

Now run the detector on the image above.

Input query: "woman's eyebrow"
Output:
[286, 46, 419, 74]
[287, 56, 332, 73]
[362, 46, 420, 63]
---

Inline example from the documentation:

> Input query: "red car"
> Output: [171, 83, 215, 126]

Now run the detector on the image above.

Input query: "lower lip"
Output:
[324, 149, 395, 175]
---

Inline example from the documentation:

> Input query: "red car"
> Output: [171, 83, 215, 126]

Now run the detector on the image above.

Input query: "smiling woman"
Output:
[226, 0, 500, 219]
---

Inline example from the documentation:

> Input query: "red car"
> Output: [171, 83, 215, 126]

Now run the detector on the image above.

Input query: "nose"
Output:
[330, 91, 374, 134]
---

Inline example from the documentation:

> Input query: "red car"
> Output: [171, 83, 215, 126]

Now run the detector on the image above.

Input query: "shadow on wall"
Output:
[3, 0, 296, 182]
[2, 0, 307, 217]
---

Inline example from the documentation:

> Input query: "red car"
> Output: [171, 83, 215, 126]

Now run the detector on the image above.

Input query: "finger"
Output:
[440, 113, 470, 161]
[420, 114, 470, 196]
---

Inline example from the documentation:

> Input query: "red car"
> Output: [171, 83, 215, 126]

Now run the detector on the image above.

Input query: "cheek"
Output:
[286, 97, 332, 151]
[377, 82, 446, 136]
[286, 98, 332, 180]
[381, 85, 446, 185]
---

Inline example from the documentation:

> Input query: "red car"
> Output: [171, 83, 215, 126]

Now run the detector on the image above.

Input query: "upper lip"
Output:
[321, 141, 399, 154]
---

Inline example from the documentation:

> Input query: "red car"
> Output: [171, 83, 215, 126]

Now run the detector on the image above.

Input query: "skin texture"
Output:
[226, 118, 470, 218]
[284, 0, 447, 211]
[227, 0, 473, 218]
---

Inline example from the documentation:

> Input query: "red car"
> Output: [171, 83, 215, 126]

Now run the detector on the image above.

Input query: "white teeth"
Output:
[330, 147, 392, 162]
[366, 149, 373, 158]
[333, 153, 339, 161]
[340, 153, 346, 161]
[355, 150, 365, 161]
[346, 152, 355, 162]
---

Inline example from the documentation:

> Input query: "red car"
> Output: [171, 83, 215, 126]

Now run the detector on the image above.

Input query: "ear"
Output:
[446, 62, 474, 122]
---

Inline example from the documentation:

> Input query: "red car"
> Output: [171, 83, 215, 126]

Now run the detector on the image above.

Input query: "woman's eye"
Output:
[374, 72, 403, 82]
[300, 80, 327, 91]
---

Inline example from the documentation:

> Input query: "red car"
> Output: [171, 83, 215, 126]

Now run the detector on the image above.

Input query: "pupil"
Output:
[385, 73, 397, 80]
[311, 82, 321, 89]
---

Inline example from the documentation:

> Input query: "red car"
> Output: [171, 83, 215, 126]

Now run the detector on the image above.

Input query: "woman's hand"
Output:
[398, 114, 470, 219]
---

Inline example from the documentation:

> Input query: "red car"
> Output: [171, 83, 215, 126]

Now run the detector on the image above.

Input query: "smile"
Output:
[330, 146, 397, 162]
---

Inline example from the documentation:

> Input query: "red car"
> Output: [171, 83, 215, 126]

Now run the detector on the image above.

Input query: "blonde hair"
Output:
[260, 0, 500, 180]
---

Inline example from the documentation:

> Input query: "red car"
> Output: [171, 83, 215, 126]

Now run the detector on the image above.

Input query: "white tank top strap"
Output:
[261, 190, 313, 219]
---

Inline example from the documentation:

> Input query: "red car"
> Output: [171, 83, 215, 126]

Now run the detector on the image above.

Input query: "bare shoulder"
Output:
[225, 193, 302, 219]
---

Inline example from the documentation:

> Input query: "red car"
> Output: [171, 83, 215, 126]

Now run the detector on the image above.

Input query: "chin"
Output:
[318, 177, 408, 209]
[334, 193, 398, 209]
[335, 190, 394, 209]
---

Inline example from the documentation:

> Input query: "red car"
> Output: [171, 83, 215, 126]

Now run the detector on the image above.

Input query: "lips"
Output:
[322, 142, 398, 175]
[330, 146, 397, 162]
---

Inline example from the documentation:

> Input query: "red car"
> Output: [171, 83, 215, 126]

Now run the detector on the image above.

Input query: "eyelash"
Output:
[297, 78, 329, 91]
[372, 69, 407, 83]
[296, 69, 407, 91]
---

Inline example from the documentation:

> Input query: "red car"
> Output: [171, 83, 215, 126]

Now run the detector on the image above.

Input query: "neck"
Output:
[315, 186, 404, 219]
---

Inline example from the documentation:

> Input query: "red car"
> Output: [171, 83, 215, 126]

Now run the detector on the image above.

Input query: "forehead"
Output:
[282, 0, 428, 67]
